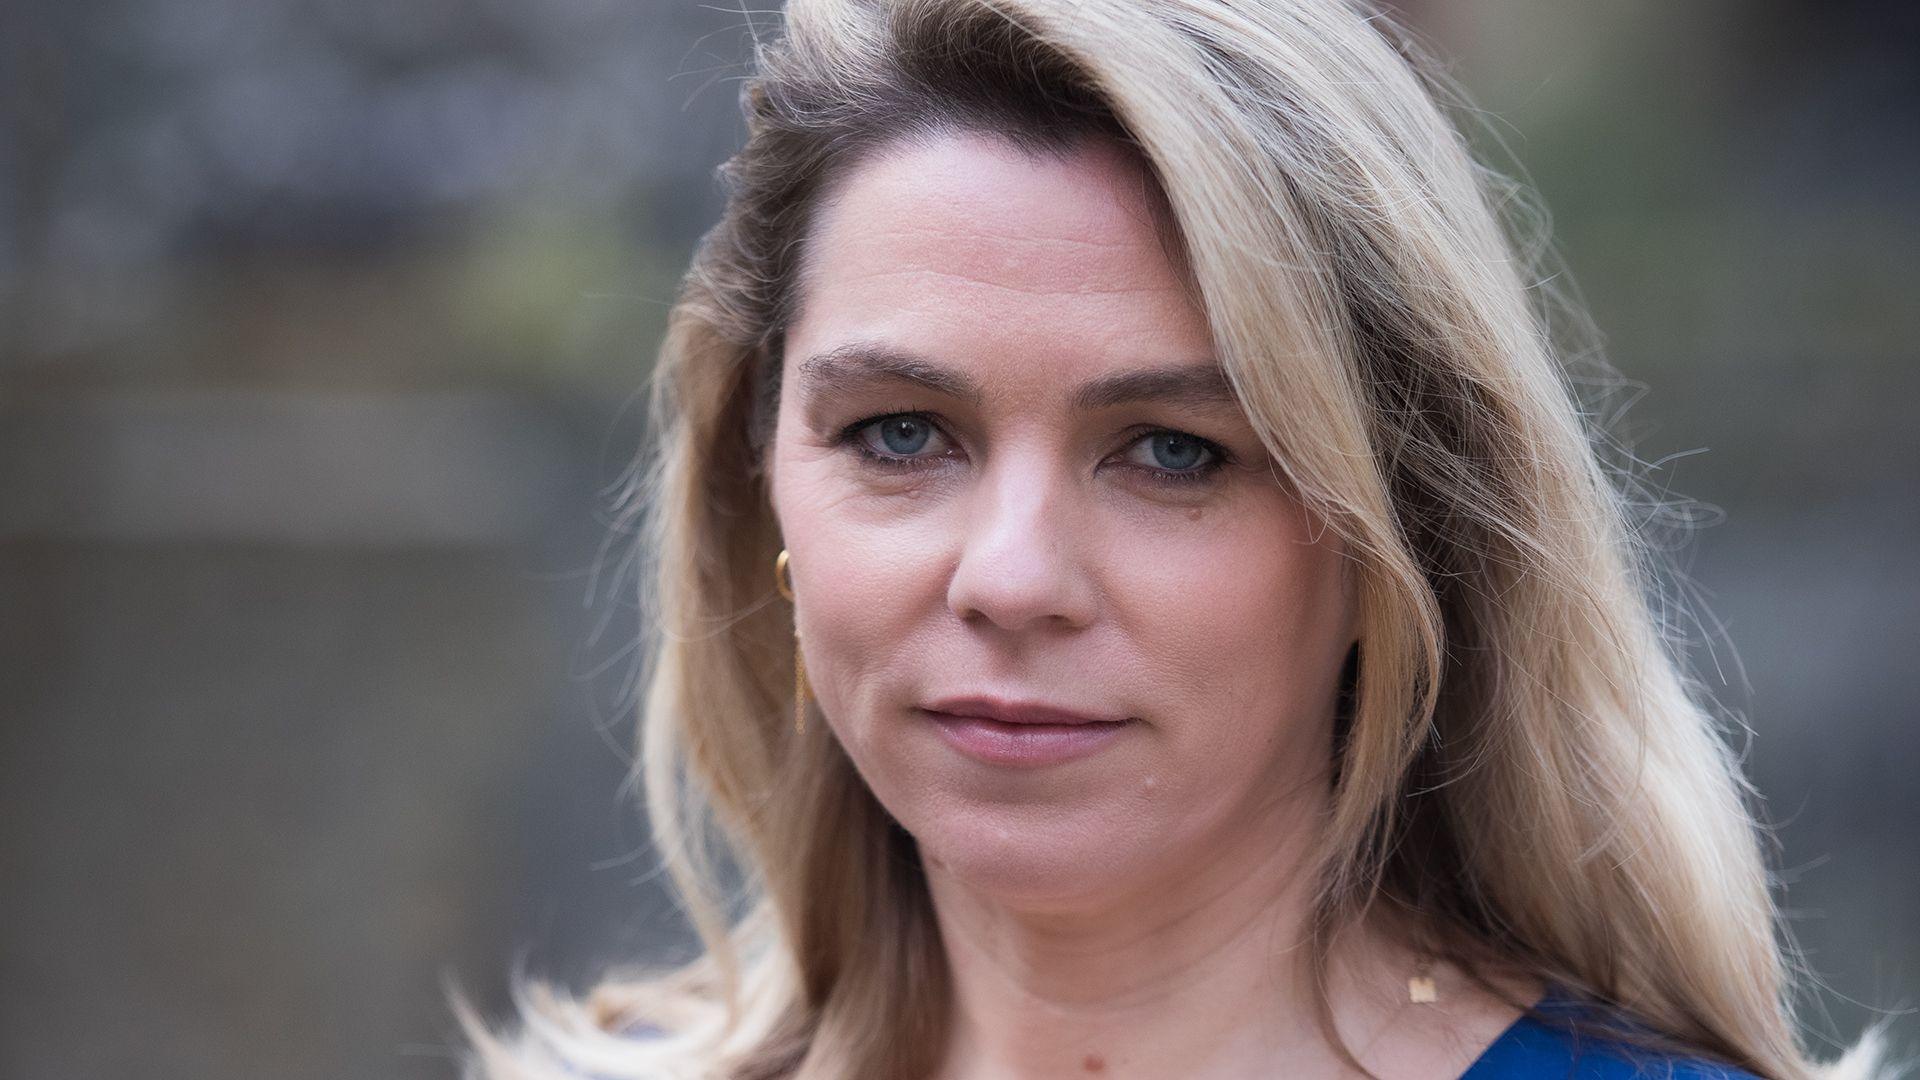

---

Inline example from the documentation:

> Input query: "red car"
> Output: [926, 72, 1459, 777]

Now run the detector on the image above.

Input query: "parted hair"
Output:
[458, 1, 1894, 1077]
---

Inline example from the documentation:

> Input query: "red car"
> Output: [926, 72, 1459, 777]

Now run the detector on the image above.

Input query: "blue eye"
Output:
[835, 412, 1229, 487]
[842, 413, 955, 466]
[874, 415, 934, 456]
[1140, 431, 1209, 472]
[1115, 429, 1223, 484]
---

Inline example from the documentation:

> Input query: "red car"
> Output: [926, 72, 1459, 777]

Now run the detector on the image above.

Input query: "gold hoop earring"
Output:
[774, 549, 810, 736]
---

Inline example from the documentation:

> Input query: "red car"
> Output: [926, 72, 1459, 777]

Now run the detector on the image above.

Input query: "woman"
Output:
[461, 0, 1894, 1076]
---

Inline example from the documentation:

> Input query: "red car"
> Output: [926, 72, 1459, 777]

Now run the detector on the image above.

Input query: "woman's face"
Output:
[769, 131, 1356, 908]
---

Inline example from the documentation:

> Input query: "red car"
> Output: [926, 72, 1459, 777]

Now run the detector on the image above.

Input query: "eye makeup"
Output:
[831, 410, 1233, 488]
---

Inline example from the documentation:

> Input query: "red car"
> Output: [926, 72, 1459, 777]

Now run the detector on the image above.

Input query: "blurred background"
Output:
[1, 0, 1912, 1075]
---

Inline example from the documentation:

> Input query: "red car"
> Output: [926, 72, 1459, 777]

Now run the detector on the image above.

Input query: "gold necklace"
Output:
[1347, 954, 1444, 1070]
[1408, 954, 1438, 1003]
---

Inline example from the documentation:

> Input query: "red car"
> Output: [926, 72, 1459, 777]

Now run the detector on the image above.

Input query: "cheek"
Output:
[1125, 498, 1351, 749]
[777, 478, 944, 723]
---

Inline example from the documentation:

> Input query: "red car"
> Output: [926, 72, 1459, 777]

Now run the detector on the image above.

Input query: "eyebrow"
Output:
[796, 342, 1241, 413]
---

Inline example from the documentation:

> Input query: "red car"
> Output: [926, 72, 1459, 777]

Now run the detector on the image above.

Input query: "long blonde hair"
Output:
[458, 1, 1894, 1077]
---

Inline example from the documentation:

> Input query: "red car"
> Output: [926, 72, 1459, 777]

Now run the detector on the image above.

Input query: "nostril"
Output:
[947, 560, 1096, 634]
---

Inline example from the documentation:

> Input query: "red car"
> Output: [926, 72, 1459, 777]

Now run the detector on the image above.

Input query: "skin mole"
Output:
[1082, 1052, 1106, 1073]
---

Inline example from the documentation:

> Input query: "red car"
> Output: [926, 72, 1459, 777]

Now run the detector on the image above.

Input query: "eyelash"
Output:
[833, 411, 1231, 487]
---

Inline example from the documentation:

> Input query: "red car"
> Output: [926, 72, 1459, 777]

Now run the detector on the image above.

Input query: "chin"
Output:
[839, 713, 1183, 907]
[902, 796, 1160, 910]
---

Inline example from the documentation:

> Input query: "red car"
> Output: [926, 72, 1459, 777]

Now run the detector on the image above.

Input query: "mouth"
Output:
[919, 695, 1130, 727]
[918, 701, 1134, 768]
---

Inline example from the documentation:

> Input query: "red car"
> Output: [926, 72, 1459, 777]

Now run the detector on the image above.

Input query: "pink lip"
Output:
[919, 697, 1134, 767]
[920, 696, 1127, 726]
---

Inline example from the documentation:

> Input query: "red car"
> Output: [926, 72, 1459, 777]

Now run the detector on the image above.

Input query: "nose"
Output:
[946, 455, 1099, 633]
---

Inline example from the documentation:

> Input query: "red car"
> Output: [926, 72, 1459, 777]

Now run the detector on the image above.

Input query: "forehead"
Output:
[786, 130, 1213, 394]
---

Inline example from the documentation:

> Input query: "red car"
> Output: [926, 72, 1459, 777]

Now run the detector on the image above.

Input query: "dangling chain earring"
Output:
[774, 549, 810, 736]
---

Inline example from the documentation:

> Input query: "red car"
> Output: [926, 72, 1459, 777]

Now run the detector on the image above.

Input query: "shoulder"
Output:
[1465, 1003, 1765, 1080]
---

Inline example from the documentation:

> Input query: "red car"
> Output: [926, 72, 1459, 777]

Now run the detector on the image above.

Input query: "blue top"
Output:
[1462, 991, 1763, 1079]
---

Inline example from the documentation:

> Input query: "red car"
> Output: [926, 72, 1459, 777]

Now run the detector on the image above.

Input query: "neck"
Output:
[924, 788, 1411, 1080]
